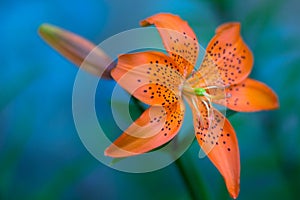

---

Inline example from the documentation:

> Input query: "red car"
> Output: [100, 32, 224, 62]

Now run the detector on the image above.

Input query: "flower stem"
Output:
[130, 96, 209, 199]
[174, 150, 210, 200]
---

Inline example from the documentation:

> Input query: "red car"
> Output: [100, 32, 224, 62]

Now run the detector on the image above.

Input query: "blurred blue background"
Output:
[1, 0, 299, 199]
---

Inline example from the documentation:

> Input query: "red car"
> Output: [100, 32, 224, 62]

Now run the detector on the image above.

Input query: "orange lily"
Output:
[105, 13, 279, 198]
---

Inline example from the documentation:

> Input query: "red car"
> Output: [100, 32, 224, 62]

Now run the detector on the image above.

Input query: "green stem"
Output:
[130, 96, 209, 200]
[175, 157, 198, 200]
[174, 151, 210, 200]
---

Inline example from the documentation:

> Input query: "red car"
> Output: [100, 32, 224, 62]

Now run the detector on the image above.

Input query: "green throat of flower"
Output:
[194, 87, 206, 96]
[182, 84, 225, 101]
[182, 85, 211, 98]
[182, 84, 226, 118]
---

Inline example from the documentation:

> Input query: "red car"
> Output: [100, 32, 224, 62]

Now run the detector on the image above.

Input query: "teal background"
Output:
[1, 0, 299, 199]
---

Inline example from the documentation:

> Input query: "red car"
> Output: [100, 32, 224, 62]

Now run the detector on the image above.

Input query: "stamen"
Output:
[202, 95, 214, 122]
[203, 85, 219, 90]
[182, 85, 215, 129]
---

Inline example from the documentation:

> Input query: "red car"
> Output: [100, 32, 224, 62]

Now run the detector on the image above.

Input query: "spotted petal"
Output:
[206, 109, 240, 199]
[105, 102, 185, 157]
[141, 13, 198, 78]
[186, 96, 240, 199]
[186, 54, 225, 88]
[111, 52, 184, 106]
[223, 78, 279, 112]
[202, 22, 253, 86]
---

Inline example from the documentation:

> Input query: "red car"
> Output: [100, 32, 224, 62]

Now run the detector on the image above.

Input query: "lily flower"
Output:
[104, 13, 279, 198]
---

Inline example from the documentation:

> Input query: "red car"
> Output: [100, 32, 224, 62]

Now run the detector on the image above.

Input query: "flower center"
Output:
[181, 83, 226, 124]
[182, 84, 224, 100]
[194, 87, 206, 96]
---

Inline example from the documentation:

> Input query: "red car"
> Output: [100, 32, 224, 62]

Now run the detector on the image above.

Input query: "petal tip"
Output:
[104, 145, 138, 158]
[257, 84, 280, 111]
[140, 19, 150, 27]
[140, 13, 182, 27]
[228, 185, 240, 199]
[104, 148, 111, 157]
[104, 145, 118, 157]
[272, 93, 280, 109]
[104, 147, 117, 158]
[216, 22, 241, 34]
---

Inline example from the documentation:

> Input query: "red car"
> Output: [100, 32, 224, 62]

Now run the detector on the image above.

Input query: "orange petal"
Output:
[111, 52, 184, 105]
[105, 102, 185, 157]
[223, 78, 279, 112]
[186, 96, 240, 198]
[141, 13, 198, 77]
[206, 110, 240, 199]
[38, 24, 114, 79]
[186, 54, 224, 88]
[205, 22, 253, 86]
